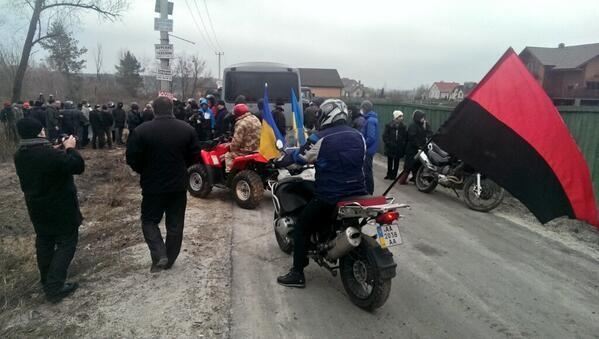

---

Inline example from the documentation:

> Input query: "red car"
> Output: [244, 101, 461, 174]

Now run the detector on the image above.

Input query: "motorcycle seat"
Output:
[337, 195, 387, 207]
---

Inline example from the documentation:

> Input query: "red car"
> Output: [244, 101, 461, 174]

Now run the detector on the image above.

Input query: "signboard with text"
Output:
[155, 44, 174, 59]
[154, 18, 173, 32]
[156, 68, 172, 82]
[154, 0, 174, 14]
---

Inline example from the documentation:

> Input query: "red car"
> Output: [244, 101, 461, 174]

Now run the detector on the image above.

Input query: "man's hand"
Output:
[62, 135, 76, 150]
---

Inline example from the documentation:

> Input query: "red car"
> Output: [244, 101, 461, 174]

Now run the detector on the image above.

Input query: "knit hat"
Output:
[392, 110, 404, 120]
[360, 100, 373, 113]
[233, 104, 250, 118]
[17, 118, 43, 139]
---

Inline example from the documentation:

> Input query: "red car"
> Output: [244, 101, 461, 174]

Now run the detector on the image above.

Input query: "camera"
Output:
[52, 134, 76, 149]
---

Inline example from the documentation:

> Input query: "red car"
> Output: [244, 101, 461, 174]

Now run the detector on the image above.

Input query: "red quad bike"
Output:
[187, 137, 279, 209]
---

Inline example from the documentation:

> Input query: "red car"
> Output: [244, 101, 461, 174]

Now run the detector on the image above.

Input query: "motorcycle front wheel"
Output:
[340, 245, 391, 311]
[415, 165, 438, 193]
[463, 175, 505, 212]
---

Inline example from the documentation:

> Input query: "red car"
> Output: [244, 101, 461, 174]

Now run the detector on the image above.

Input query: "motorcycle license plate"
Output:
[376, 224, 402, 248]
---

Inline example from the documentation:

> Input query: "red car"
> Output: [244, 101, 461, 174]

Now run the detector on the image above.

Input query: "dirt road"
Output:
[2, 150, 598, 338]
[230, 158, 599, 338]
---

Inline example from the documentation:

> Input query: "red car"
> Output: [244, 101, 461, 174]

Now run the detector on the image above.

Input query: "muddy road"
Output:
[1, 150, 598, 338]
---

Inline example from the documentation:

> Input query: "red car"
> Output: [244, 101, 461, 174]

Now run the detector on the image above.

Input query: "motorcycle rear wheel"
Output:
[463, 175, 505, 212]
[415, 166, 438, 193]
[340, 246, 391, 311]
[274, 211, 293, 254]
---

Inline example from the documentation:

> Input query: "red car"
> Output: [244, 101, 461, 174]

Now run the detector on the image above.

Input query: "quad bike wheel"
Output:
[231, 170, 264, 209]
[187, 164, 212, 198]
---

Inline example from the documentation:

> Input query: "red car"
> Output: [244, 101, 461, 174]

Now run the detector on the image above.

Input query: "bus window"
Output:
[224, 71, 299, 103]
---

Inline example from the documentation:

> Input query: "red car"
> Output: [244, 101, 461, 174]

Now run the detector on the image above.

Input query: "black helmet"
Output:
[131, 103, 139, 110]
[117, 102, 123, 108]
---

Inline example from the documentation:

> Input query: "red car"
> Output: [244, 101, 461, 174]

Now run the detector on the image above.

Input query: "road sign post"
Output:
[155, 0, 174, 94]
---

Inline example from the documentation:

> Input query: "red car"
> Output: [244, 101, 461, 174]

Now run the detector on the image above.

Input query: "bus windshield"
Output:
[224, 71, 299, 103]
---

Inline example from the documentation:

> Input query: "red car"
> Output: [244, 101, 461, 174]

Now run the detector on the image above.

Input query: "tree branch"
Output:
[42, 2, 121, 19]
[31, 33, 61, 46]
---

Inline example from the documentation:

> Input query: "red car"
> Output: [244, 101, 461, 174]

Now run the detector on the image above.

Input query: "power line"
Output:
[191, 0, 219, 52]
[184, 0, 217, 52]
[202, 0, 222, 51]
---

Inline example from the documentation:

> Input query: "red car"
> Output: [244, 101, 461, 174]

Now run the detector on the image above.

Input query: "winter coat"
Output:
[14, 139, 85, 236]
[404, 111, 433, 170]
[89, 109, 104, 132]
[351, 114, 366, 132]
[30, 106, 47, 128]
[282, 121, 367, 204]
[127, 110, 143, 131]
[142, 109, 154, 123]
[112, 108, 127, 128]
[45, 106, 60, 131]
[1, 107, 16, 123]
[101, 110, 114, 129]
[273, 107, 286, 137]
[126, 115, 200, 194]
[382, 120, 407, 157]
[230, 112, 261, 155]
[303, 105, 318, 131]
[60, 108, 82, 136]
[214, 107, 232, 137]
[361, 111, 379, 156]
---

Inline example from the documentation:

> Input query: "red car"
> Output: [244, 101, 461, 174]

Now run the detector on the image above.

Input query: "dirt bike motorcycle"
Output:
[414, 141, 505, 212]
[270, 165, 407, 311]
[187, 136, 279, 209]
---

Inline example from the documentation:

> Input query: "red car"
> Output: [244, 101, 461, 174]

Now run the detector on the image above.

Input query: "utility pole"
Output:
[154, 0, 174, 96]
[215, 51, 224, 82]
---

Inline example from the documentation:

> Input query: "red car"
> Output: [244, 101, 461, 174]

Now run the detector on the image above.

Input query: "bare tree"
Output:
[190, 55, 206, 98]
[10, 0, 129, 102]
[93, 43, 103, 101]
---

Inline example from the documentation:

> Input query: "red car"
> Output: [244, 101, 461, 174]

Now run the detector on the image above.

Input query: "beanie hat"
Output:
[17, 118, 43, 139]
[392, 110, 404, 120]
[233, 104, 250, 118]
[23, 102, 30, 109]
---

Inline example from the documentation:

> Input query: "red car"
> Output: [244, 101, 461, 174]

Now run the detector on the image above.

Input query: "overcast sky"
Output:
[3, 0, 599, 89]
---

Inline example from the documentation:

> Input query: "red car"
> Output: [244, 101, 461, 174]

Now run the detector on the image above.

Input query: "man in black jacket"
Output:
[100, 105, 114, 149]
[112, 102, 127, 145]
[399, 110, 433, 184]
[14, 118, 84, 303]
[127, 103, 143, 133]
[126, 97, 200, 272]
[89, 104, 104, 149]
[382, 110, 407, 180]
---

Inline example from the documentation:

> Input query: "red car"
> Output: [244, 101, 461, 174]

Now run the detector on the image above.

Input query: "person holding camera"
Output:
[14, 118, 85, 303]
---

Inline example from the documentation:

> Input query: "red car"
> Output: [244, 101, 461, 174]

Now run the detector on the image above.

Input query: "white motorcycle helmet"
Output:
[317, 99, 349, 129]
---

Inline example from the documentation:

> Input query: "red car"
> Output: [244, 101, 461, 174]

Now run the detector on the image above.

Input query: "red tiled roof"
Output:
[433, 81, 461, 93]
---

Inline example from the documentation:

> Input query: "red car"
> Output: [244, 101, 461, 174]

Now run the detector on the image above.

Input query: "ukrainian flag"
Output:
[291, 89, 306, 146]
[259, 83, 285, 159]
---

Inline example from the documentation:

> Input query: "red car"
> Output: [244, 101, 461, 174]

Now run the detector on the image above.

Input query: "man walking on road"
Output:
[126, 96, 200, 272]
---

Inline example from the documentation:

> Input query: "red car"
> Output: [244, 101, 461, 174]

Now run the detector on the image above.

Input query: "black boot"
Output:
[46, 282, 79, 304]
[277, 269, 305, 288]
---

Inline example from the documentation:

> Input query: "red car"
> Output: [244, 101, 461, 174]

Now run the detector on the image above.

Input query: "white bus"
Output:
[222, 62, 301, 128]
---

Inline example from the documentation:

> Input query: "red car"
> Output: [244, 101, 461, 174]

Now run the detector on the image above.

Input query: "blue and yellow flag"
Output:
[291, 89, 306, 146]
[259, 83, 285, 159]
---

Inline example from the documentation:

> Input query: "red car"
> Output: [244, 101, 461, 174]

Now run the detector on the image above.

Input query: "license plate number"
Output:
[376, 224, 402, 248]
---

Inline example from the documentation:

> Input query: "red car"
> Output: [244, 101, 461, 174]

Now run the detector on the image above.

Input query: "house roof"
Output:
[299, 68, 344, 88]
[521, 43, 599, 70]
[432, 81, 460, 93]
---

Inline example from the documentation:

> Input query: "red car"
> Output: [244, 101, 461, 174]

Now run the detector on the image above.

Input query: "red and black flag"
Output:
[434, 48, 599, 227]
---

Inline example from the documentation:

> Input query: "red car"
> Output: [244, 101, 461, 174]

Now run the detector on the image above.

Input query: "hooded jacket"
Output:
[230, 112, 261, 155]
[404, 110, 433, 169]
[361, 111, 379, 156]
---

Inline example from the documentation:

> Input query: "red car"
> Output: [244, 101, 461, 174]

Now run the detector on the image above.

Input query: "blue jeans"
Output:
[364, 154, 374, 194]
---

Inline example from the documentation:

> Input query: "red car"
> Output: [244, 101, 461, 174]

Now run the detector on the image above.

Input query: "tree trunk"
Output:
[12, 0, 43, 102]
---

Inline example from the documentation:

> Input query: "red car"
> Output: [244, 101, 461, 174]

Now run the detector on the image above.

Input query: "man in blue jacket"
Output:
[360, 100, 379, 194]
[276, 99, 367, 288]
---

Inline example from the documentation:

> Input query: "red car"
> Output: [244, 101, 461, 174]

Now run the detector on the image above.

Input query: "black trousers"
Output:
[91, 128, 105, 149]
[103, 127, 113, 148]
[364, 154, 374, 195]
[114, 127, 125, 144]
[141, 192, 187, 266]
[35, 230, 78, 295]
[387, 156, 401, 178]
[293, 198, 335, 272]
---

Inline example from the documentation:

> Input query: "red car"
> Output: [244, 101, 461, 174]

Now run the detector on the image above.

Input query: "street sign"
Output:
[154, 0, 174, 14]
[154, 18, 173, 32]
[156, 68, 172, 82]
[155, 44, 174, 59]
[158, 91, 174, 100]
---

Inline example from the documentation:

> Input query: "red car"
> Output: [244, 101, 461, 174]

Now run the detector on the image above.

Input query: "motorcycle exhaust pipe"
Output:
[326, 227, 362, 261]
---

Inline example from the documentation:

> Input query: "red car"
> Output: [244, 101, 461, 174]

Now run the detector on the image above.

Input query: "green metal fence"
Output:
[366, 102, 599, 194]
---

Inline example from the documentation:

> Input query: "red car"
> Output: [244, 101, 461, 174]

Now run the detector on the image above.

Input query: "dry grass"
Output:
[0, 125, 17, 163]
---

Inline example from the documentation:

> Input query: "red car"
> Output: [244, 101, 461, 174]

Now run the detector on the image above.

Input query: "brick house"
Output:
[299, 68, 344, 98]
[519, 43, 599, 105]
